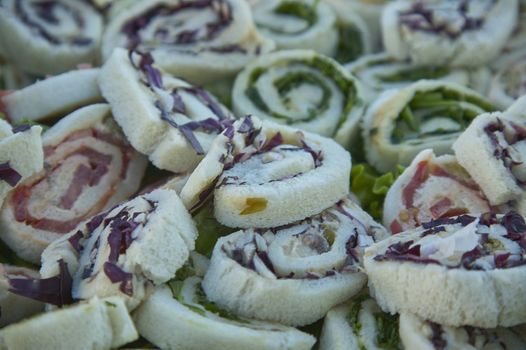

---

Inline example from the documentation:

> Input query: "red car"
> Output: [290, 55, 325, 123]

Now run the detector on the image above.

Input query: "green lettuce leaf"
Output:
[351, 163, 404, 220]
[193, 201, 235, 257]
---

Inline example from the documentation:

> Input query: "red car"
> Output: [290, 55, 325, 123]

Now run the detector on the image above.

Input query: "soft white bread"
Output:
[0, 0, 103, 75]
[201, 196, 386, 326]
[365, 216, 526, 328]
[99, 48, 234, 173]
[43, 189, 198, 310]
[363, 80, 493, 173]
[0, 125, 43, 206]
[203, 231, 366, 326]
[453, 97, 526, 205]
[2, 69, 103, 123]
[232, 49, 365, 148]
[382, 0, 518, 67]
[0, 264, 44, 327]
[134, 281, 316, 350]
[400, 313, 526, 350]
[0, 297, 138, 350]
[319, 295, 401, 350]
[252, 0, 338, 57]
[0, 104, 147, 263]
[383, 149, 490, 233]
[181, 116, 351, 228]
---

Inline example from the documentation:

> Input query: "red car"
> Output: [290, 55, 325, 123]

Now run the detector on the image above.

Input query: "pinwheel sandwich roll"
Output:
[252, 0, 338, 57]
[2, 68, 103, 123]
[180, 116, 351, 228]
[0, 120, 43, 207]
[0, 264, 44, 327]
[319, 294, 402, 350]
[232, 50, 365, 148]
[0, 104, 148, 263]
[346, 53, 487, 103]
[382, 0, 518, 67]
[453, 96, 526, 205]
[488, 48, 526, 109]
[363, 80, 495, 173]
[38, 189, 197, 310]
[99, 48, 235, 173]
[0, 296, 138, 350]
[0, 0, 103, 75]
[101, 0, 274, 85]
[400, 313, 526, 350]
[384, 149, 491, 234]
[365, 211, 526, 328]
[202, 196, 388, 326]
[134, 277, 316, 350]
[324, 0, 387, 53]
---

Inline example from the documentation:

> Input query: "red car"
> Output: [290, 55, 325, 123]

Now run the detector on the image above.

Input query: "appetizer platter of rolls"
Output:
[0, 0, 525, 349]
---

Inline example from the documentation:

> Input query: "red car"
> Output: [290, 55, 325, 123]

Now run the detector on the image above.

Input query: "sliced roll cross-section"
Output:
[382, 0, 518, 67]
[365, 211, 526, 328]
[0, 104, 148, 263]
[202, 196, 388, 326]
[453, 96, 526, 206]
[400, 313, 526, 350]
[0, 0, 103, 75]
[251, 0, 338, 57]
[134, 277, 316, 350]
[0, 120, 43, 207]
[180, 116, 351, 228]
[0, 296, 138, 350]
[384, 149, 492, 234]
[489, 48, 526, 109]
[99, 48, 235, 173]
[363, 80, 495, 172]
[36, 189, 197, 310]
[101, 0, 274, 85]
[232, 50, 365, 148]
[319, 294, 402, 350]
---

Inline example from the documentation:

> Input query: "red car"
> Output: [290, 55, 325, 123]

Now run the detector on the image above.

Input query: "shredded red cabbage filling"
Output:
[484, 118, 526, 186]
[374, 212, 526, 270]
[8, 259, 74, 307]
[428, 321, 447, 350]
[121, 0, 233, 48]
[0, 162, 22, 187]
[14, 0, 93, 46]
[398, 0, 491, 38]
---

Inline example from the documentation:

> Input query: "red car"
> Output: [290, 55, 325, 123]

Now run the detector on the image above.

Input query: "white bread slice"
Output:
[383, 149, 491, 233]
[0, 124, 43, 207]
[362, 80, 493, 173]
[2, 69, 102, 123]
[99, 48, 235, 173]
[180, 116, 351, 228]
[320, 295, 401, 350]
[400, 313, 526, 350]
[232, 49, 366, 149]
[202, 196, 387, 326]
[0, 0, 103, 75]
[0, 297, 137, 350]
[0, 264, 44, 327]
[40, 189, 197, 311]
[453, 97, 526, 205]
[365, 213, 526, 328]
[134, 280, 316, 350]
[382, 0, 517, 67]
[0, 104, 147, 263]
[252, 0, 338, 57]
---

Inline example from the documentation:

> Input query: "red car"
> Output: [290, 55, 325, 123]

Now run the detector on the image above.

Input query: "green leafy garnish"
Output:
[351, 163, 404, 220]
[193, 201, 235, 257]
[335, 23, 364, 63]
[374, 312, 401, 350]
